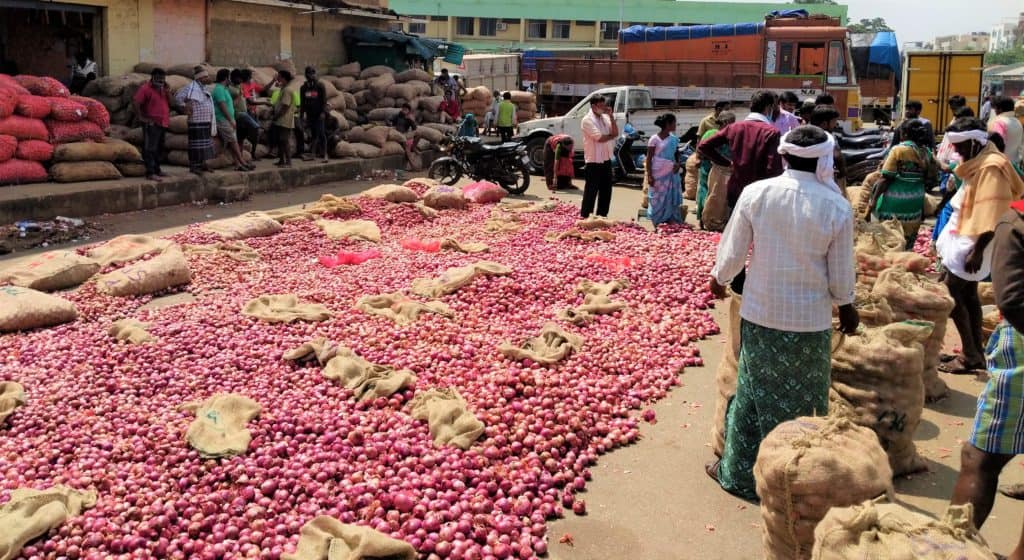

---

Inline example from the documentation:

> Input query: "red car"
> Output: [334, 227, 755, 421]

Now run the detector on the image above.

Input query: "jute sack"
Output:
[499, 323, 583, 365]
[872, 266, 955, 401]
[346, 125, 389, 148]
[852, 284, 893, 326]
[86, 234, 172, 266]
[351, 143, 382, 159]
[711, 292, 742, 457]
[108, 318, 155, 344]
[0, 286, 78, 332]
[50, 161, 122, 183]
[202, 211, 283, 240]
[180, 393, 260, 458]
[0, 250, 99, 291]
[702, 163, 732, 231]
[334, 62, 361, 78]
[94, 246, 192, 297]
[856, 251, 931, 287]
[575, 216, 617, 230]
[410, 388, 485, 450]
[684, 152, 700, 200]
[845, 186, 871, 220]
[754, 416, 894, 560]
[363, 183, 419, 203]
[283, 516, 416, 560]
[0, 486, 97, 560]
[812, 500, 997, 560]
[411, 261, 512, 297]
[854, 219, 905, 256]
[982, 309, 1000, 342]
[0, 381, 25, 424]
[440, 238, 488, 253]
[829, 321, 932, 475]
[558, 279, 628, 325]
[543, 229, 615, 243]
[978, 282, 995, 306]
[316, 219, 381, 242]
[355, 293, 453, 325]
[182, 242, 260, 262]
[321, 348, 417, 402]
[423, 183, 468, 210]
[242, 295, 331, 323]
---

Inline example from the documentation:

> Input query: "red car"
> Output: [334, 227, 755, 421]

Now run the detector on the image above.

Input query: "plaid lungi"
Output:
[970, 320, 1024, 455]
[187, 121, 214, 169]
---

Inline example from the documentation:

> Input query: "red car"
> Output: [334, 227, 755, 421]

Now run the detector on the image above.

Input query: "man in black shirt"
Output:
[300, 66, 328, 163]
[390, 104, 419, 170]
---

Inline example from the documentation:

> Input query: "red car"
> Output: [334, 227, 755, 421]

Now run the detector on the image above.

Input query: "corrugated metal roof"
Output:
[388, 0, 847, 24]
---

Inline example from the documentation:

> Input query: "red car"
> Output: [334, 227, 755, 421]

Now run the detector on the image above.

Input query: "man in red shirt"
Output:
[131, 67, 173, 181]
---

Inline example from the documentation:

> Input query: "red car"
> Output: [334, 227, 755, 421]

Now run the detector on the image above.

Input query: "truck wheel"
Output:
[525, 136, 547, 175]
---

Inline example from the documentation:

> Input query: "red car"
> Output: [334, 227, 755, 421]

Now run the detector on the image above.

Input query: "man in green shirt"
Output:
[212, 69, 252, 171]
[496, 92, 517, 143]
[230, 69, 261, 160]
[272, 70, 296, 167]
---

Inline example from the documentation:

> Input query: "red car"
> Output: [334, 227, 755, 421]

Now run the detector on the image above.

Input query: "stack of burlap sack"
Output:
[49, 137, 144, 182]
[509, 90, 537, 122]
[325, 62, 442, 125]
[119, 115, 259, 171]
[460, 86, 492, 119]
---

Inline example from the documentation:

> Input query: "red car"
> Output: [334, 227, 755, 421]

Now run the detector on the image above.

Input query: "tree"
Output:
[847, 17, 894, 33]
[986, 46, 1024, 66]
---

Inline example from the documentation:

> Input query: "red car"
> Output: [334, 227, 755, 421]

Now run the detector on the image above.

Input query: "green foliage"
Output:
[847, 17, 893, 33]
[986, 47, 1024, 66]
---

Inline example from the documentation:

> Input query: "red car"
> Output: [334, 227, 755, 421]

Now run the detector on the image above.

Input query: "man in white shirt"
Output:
[69, 52, 97, 95]
[705, 125, 859, 500]
[580, 96, 619, 218]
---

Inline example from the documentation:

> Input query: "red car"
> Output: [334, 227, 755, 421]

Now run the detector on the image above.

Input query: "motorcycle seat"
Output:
[837, 135, 887, 149]
[841, 147, 886, 164]
[836, 129, 883, 138]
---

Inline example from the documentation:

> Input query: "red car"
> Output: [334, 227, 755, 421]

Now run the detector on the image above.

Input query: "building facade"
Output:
[0, 0, 398, 79]
[989, 14, 1024, 53]
[933, 32, 990, 52]
[387, 0, 847, 51]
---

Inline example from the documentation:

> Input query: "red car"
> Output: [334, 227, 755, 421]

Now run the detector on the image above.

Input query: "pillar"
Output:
[280, 16, 292, 60]
[137, 0, 155, 62]
[594, 20, 602, 47]
[519, 18, 526, 43]
[446, 16, 454, 42]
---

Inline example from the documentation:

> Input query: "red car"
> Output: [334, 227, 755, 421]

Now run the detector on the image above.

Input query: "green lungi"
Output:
[718, 319, 832, 500]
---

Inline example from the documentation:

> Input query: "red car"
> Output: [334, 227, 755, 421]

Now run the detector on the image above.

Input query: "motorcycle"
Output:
[427, 135, 531, 195]
[613, 124, 699, 187]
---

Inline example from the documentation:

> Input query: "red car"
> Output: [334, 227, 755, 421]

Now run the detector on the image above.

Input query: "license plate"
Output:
[520, 155, 530, 164]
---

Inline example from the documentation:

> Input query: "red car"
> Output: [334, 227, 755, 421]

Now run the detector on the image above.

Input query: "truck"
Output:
[899, 51, 984, 129]
[533, 11, 861, 120]
[436, 54, 521, 94]
[850, 31, 900, 124]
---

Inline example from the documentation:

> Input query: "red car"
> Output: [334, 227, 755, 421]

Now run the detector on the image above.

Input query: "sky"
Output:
[842, 0, 1021, 44]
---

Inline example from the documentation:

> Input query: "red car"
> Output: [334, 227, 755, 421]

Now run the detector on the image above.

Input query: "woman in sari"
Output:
[871, 118, 940, 249]
[645, 113, 684, 226]
[697, 111, 735, 230]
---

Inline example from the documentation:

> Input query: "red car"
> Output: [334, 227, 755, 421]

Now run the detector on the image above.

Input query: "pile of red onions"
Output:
[0, 196, 722, 559]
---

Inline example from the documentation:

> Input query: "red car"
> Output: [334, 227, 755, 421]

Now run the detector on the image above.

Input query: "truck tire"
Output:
[525, 136, 548, 175]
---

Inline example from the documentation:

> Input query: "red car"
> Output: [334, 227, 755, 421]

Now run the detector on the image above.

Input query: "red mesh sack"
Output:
[47, 97, 88, 122]
[0, 116, 49, 141]
[15, 139, 54, 162]
[15, 95, 52, 119]
[0, 90, 16, 118]
[47, 119, 104, 144]
[71, 95, 110, 130]
[0, 159, 48, 185]
[15, 75, 69, 98]
[0, 134, 15, 162]
[0, 75, 29, 95]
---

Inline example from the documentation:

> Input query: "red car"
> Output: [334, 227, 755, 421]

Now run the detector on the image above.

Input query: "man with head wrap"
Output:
[705, 125, 859, 500]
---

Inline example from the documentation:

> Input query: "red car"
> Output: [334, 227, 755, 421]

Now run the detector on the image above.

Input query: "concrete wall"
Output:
[152, 0, 205, 65]
[291, 23, 347, 70]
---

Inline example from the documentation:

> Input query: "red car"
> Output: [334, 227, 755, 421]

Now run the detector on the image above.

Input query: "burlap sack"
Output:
[0, 286, 78, 332]
[351, 143, 382, 159]
[683, 152, 700, 200]
[543, 229, 615, 243]
[0, 381, 25, 425]
[440, 238, 489, 253]
[978, 282, 995, 306]
[180, 393, 260, 458]
[812, 500, 996, 560]
[242, 295, 331, 323]
[410, 388, 485, 450]
[414, 126, 444, 144]
[411, 261, 512, 298]
[108, 318, 155, 344]
[346, 125, 390, 148]
[51, 139, 141, 163]
[508, 90, 533, 104]
[316, 219, 381, 242]
[856, 251, 931, 287]
[0, 485, 97, 560]
[499, 323, 583, 365]
[284, 337, 340, 366]
[483, 215, 521, 233]
[754, 416, 894, 560]
[702, 163, 732, 231]
[830, 321, 932, 476]
[982, 309, 1000, 342]
[355, 293, 453, 325]
[363, 183, 419, 203]
[321, 348, 416, 402]
[283, 516, 416, 560]
[423, 184, 468, 210]
[845, 186, 871, 220]
[334, 62, 361, 78]
[116, 162, 147, 178]
[576, 216, 617, 230]
[855, 219, 905, 257]
[366, 73, 396, 99]
[202, 211, 283, 240]
[86, 235, 173, 266]
[711, 292, 742, 457]
[558, 279, 628, 325]
[94, 246, 192, 297]
[0, 251, 99, 292]
[182, 242, 260, 262]
[499, 200, 558, 213]
[266, 195, 362, 224]
[852, 284, 894, 326]
[50, 161, 122, 183]
[872, 266, 955, 401]
[407, 202, 439, 219]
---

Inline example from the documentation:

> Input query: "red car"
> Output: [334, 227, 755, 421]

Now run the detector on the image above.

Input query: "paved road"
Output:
[3, 172, 1021, 559]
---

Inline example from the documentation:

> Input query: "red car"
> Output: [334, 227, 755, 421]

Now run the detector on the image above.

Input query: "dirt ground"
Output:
[2, 171, 1021, 559]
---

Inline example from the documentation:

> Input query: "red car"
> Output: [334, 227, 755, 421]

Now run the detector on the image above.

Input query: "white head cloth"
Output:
[778, 129, 841, 194]
[745, 112, 773, 125]
[944, 129, 988, 146]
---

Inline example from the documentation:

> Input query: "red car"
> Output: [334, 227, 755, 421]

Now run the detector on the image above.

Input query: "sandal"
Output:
[938, 357, 986, 375]
[999, 483, 1024, 501]
[705, 459, 721, 484]
[940, 353, 959, 363]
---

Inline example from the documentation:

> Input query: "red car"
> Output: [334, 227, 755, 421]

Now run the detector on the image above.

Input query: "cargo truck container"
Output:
[899, 51, 983, 129]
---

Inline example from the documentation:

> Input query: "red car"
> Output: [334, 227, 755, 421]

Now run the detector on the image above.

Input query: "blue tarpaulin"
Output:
[868, 32, 900, 73]
[620, 22, 764, 44]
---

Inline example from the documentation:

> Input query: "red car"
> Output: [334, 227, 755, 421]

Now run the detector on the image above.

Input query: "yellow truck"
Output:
[899, 51, 984, 128]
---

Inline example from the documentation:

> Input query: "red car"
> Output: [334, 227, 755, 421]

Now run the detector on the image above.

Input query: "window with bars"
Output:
[527, 20, 547, 39]
[408, 21, 426, 34]
[602, 22, 620, 40]
[456, 17, 474, 36]
[552, 20, 570, 39]
[479, 18, 498, 36]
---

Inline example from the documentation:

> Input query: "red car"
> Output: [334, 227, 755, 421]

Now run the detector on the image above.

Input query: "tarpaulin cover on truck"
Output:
[620, 22, 764, 44]
[850, 32, 900, 78]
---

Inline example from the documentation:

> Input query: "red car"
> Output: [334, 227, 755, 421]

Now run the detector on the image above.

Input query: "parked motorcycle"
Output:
[613, 124, 699, 187]
[427, 136, 531, 195]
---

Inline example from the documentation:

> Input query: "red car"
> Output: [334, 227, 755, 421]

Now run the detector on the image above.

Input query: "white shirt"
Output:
[711, 169, 856, 332]
[581, 110, 614, 164]
[936, 186, 993, 282]
[73, 59, 97, 78]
